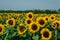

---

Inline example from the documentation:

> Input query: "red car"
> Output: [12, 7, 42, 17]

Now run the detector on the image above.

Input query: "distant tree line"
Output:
[0, 9, 60, 14]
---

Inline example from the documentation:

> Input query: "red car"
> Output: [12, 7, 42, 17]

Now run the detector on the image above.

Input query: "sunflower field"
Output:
[0, 11, 60, 40]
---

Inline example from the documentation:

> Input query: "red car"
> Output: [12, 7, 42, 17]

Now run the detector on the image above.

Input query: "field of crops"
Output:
[0, 12, 60, 40]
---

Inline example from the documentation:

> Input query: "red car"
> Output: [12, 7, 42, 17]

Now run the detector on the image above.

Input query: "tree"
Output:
[58, 8, 60, 13]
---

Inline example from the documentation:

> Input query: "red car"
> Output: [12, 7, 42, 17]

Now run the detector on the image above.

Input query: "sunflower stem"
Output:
[54, 29, 57, 40]
[4, 32, 9, 40]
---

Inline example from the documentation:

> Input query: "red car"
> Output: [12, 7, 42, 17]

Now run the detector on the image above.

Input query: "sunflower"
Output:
[41, 28, 52, 40]
[6, 18, 15, 27]
[49, 14, 56, 21]
[52, 20, 60, 29]
[17, 24, 27, 35]
[57, 14, 60, 17]
[44, 16, 49, 22]
[15, 17, 22, 23]
[34, 14, 39, 17]
[25, 12, 34, 19]
[15, 13, 21, 17]
[36, 17, 46, 27]
[25, 18, 33, 26]
[42, 14, 48, 17]
[6, 14, 12, 19]
[56, 18, 60, 21]
[0, 24, 5, 35]
[29, 22, 40, 33]
[10, 13, 15, 17]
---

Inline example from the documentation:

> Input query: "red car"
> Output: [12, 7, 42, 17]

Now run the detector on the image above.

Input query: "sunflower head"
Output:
[41, 28, 52, 40]
[29, 22, 40, 33]
[52, 20, 60, 29]
[17, 24, 27, 35]
[6, 18, 15, 27]
[26, 12, 34, 19]
[49, 14, 56, 21]
[0, 24, 5, 35]
[44, 16, 50, 22]
[36, 17, 46, 27]
[25, 18, 33, 26]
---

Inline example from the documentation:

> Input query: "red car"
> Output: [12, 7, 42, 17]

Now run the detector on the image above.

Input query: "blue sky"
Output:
[0, 0, 60, 10]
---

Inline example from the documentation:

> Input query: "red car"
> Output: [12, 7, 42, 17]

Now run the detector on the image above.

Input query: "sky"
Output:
[0, 0, 60, 10]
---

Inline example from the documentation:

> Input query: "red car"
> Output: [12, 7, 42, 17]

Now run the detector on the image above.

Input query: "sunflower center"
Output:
[53, 22, 59, 28]
[51, 17, 54, 19]
[28, 14, 32, 18]
[53, 25, 55, 27]
[27, 20, 31, 24]
[0, 27, 2, 32]
[19, 25, 26, 32]
[43, 31, 49, 38]
[46, 18, 48, 20]
[8, 20, 13, 25]
[39, 19, 45, 25]
[56, 22, 59, 27]
[31, 24, 37, 30]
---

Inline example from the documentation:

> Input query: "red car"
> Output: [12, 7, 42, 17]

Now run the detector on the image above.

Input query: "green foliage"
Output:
[0, 9, 59, 14]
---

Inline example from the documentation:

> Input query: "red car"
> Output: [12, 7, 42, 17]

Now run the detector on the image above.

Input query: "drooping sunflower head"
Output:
[0, 24, 5, 35]
[17, 24, 27, 35]
[36, 17, 46, 27]
[26, 12, 34, 19]
[49, 14, 56, 21]
[6, 18, 15, 27]
[25, 18, 32, 26]
[52, 20, 60, 29]
[41, 28, 52, 40]
[29, 22, 40, 33]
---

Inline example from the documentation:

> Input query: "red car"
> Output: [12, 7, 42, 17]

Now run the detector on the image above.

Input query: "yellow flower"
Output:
[15, 17, 22, 23]
[25, 12, 34, 19]
[6, 18, 15, 27]
[38, 14, 48, 17]
[49, 14, 56, 21]
[57, 14, 60, 17]
[29, 22, 40, 33]
[36, 17, 46, 27]
[7, 14, 12, 19]
[17, 24, 27, 35]
[9, 13, 15, 17]
[34, 14, 39, 17]
[25, 18, 33, 26]
[41, 28, 52, 40]
[52, 20, 60, 29]
[44, 16, 49, 22]
[42, 14, 48, 17]
[9, 13, 18, 17]
[15, 13, 21, 17]
[0, 24, 5, 35]
[56, 18, 60, 21]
